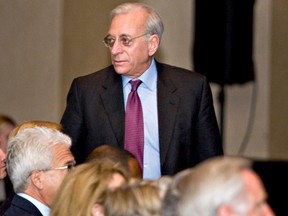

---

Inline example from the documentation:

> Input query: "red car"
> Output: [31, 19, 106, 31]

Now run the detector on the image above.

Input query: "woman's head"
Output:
[51, 160, 128, 216]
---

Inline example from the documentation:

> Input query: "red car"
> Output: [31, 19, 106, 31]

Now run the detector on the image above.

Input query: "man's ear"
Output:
[30, 170, 44, 190]
[148, 34, 160, 56]
[91, 203, 104, 216]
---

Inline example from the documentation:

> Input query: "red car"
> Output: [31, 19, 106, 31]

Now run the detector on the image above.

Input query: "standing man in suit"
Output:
[61, 2, 223, 180]
[3, 126, 75, 216]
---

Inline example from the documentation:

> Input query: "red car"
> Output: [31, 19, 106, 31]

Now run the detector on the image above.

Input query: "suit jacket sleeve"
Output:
[61, 67, 125, 164]
[157, 62, 223, 175]
[61, 78, 86, 163]
[194, 76, 223, 161]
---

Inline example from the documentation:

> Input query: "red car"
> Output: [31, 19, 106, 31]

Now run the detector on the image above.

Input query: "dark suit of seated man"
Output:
[3, 126, 75, 216]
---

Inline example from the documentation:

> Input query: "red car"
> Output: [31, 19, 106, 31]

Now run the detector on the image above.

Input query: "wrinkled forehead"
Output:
[51, 144, 74, 165]
[109, 9, 148, 35]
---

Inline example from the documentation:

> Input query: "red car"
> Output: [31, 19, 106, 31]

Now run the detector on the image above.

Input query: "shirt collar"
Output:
[17, 193, 50, 216]
[122, 58, 157, 91]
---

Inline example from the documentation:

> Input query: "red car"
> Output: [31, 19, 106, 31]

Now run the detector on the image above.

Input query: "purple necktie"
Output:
[124, 80, 144, 169]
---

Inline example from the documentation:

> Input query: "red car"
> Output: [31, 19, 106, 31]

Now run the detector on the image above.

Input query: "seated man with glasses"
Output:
[3, 126, 75, 216]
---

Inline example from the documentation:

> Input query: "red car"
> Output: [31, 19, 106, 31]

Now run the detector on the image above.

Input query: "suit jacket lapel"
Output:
[99, 64, 180, 163]
[157, 63, 180, 166]
[100, 70, 125, 148]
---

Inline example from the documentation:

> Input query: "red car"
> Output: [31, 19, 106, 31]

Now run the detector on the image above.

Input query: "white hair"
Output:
[110, 2, 164, 43]
[7, 126, 71, 192]
[178, 156, 252, 216]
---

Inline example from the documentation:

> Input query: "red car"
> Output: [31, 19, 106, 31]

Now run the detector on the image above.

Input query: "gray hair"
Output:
[162, 168, 194, 216]
[6, 126, 71, 192]
[178, 156, 253, 216]
[110, 2, 164, 43]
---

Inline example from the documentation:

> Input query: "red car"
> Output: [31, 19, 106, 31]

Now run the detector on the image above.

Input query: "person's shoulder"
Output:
[156, 61, 206, 81]
[4, 194, 42, 216]
[69, 65, 122, 91]
[74, 65, 115, 82]
[0, 192, 14, 215]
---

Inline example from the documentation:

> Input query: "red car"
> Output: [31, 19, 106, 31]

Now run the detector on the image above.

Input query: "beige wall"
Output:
[0, 0, 63, 122]
[269, 0, 288, 159]
[60, 0, 131, 111]
[1, 0, 287, 160]
[222, 0, 272, 158]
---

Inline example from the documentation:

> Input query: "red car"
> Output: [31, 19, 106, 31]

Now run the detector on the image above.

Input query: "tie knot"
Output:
[129, 80, 142, 92]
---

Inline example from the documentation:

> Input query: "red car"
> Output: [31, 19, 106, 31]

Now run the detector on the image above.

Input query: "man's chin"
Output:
[113, 66, 128, 75]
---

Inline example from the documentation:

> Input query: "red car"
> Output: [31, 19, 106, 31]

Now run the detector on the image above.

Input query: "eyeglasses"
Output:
[28, 162, 75, 177]
[49, 162, 75, 172]
[103, 33, 149, 48]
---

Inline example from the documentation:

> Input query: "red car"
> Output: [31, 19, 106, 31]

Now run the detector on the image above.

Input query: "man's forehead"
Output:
[241, 169, 267, 198]
[52, 145, 74, 161]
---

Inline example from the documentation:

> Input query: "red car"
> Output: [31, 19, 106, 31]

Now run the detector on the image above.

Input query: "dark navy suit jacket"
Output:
[3, 194, 42, 216]
[61, 61, 223, 175]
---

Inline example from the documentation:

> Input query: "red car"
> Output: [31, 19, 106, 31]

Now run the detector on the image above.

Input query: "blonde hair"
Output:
[104, 181, 162, 216]
[137, 175, 173, 198]
[51, 161, 128, 216]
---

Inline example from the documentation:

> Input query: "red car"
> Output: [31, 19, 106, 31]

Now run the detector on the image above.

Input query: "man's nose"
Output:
[110, 40, 123, 55]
